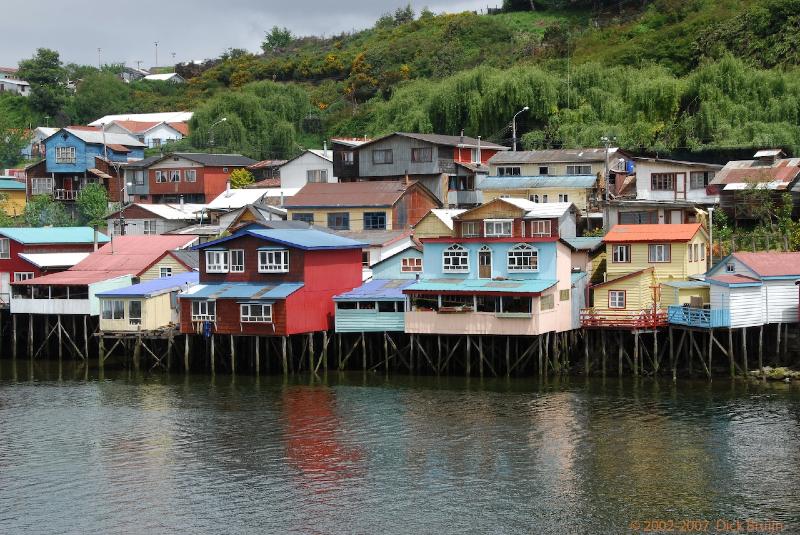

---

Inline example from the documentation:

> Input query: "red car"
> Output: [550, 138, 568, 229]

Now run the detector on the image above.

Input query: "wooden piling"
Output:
[255, 337, 261, 375]
[758, 325, 764, 378]
[322, 331, 328, 373]
[601, 329, 607, 377]
[184, 334, 190, 372]
[83, 316, 88, 362]
[742, 328, 748, 374]
[505, 336, 511, 377]
[478, 336, 484, 378]
[309, 332, 315, 372]
[584, 330, 590, 375]
[361, 331, 366, 371]
[727, 328, 734, 378]
[537, 335, 543, 376]
[28, 314, 33, 358]
[384, 332, 389, 373]
[466, 336, 471, 377]
[57, 315, 63, 361]
[633, 330, 639, 376]
[210, 334, 216, 374]
[12, 314, 17, 360]
[281, 336, 288, 375]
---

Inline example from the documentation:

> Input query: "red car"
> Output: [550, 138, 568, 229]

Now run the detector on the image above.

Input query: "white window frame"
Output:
[648, 243, 671, 263]
[609, 290, 626, 309]
[185, 169, 197, 182]
[690, 171, 713, 190]
[507, 243, 538, 272]
[128, 300, 142, 325]
[143, 220, 157, 235]
[205, 250, 229, 273]
[442, 244, 469, 272]
[497, 166, 521, 176]
[484, 219, 513, 237]
[31, 177, 54, 195]
[258, 249, 289, 273]
[306, 169, 328, 183]
[612, 244, 630, 263]
[566, 164, 592, 175]
[13, 272, 34, 282]
[726, 263, 735, 273]
[160, 267, 173, 278]
[461, 221, 479, 237]
[101, 299, 125, 320]
[529, 220, 551, 237]
[169, 170, 181, 182]
[55, 146, 76, 164]
[558, 193, 569, 203]
[230, 249, 245, 272]
[240, 303, 272, 323]
[0, 238, 9, 259]
[191, 300, 216, 321]
[155, 170, 166, 183]
[401, 257, 423, 272]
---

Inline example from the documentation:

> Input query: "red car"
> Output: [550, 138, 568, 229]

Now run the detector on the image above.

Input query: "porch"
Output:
[667, 305, 730, 328]
[580, 308, 667, 329]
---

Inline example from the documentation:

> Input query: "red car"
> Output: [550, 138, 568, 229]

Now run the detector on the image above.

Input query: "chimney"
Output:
[225, 180, 231, 196]
[460, 130, 464, 145]
[404, 170, 410, 187]
[477, 136, 482, 164]
[179, 195, 184, 211]
[93, 226, 98, 251]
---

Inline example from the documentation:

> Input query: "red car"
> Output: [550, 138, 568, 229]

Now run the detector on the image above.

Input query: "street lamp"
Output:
[208, 117, 228, 147]
[512, 106, 529, 151]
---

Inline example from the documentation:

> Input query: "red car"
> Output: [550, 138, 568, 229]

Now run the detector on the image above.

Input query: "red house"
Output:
[0, 227, 109, 305]
[180, 228, 365, 336]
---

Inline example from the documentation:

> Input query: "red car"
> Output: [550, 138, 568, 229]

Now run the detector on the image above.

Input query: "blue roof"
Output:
[97, 272, 198, 298]
[661, 280, 709, 289]
[0, 227, 110, 245]
[478, 176, 598, 190]
[334, 279, 416, 301]
[404, 278, 557, 294]
[561, 236, 603, 252]
[196, 228, 366, 251]
[180, 282, 304, 301]
[0, 179, 25, 190]
[571, 271, 588, 283]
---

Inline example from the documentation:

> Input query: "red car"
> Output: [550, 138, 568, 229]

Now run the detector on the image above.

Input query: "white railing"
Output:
[54, 189, 79, 201]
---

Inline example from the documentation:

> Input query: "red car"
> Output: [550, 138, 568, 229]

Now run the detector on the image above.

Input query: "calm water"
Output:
[0, 361, 798, 534]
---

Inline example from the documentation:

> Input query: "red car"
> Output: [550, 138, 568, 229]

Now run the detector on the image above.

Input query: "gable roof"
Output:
[728, 251, 800, 278]
[44, 128, 145, 148]
[111, 120, 161, 134]
[602, 223, 704, 243]
[590, 267, 654, 288]
[89, 112, 193, 126]
[96, 271, 198, 298]
[335, 278, 416, 301]
[18, 252, 91, 269]
[169, 249, 200, 270]
[488, 148, 619, 165]
[415, 209, 466, 230]
[477, 176, 598, 190]
[706, 274, 763, 287]
[560, 236, 603, 253]
[284, 180, 440, 209]
[167, 122, 189, 136]
[280, 149, 332, 168]
[710, 157, 800, 186]
[359, 132, 507, 151]
[196, 228, 366, 251]
[166, 153, 256, 167]
[0, 227, 110, 245]
[121, 154, 163, 169]
[106, 203, 206, 221]
[207, 187, 297, 210]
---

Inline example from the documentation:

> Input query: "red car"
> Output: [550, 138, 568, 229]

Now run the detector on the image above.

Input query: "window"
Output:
[307, 169, 328, 183]
[442, 244, 469, 272]
[31, 177, 54, 195]
[558, 194, 569, 203]
[726, 263, 735, 273]
[364, 212, 387, 230]
[560, 289, 570, 301]
[341, 151, 355, 165]
[241, 303, 272, 323]
[609, 290, 626, 309]
[223, 167, 229, 173]
[143, 220, 157, 235]
[476, 295, 499, 313]
[508, 243, 538, 271]
[612, 244, 631, 263]
[541, 194, 549, 203]
[327, 212, 350, 230]
[462, 221, 479, 237]
[155, 170, 166, 183]
[700, 243, 706, 261]
[539, 166, 549, 175]
[169, 170, 181, 182]
[378, 301, 397, 312]
[688, 244, 693, 262]
[129, 301, 142, 324]
[530, 220, 551, 237]
[55, 146, 76, 164]
[0, 238, 8, 259]
[185, 169, 197, 182]
[372, 149, 393, 164]
[401, 257, 423, 272]
[411, 147, 432, 163]
[230, 249, 245, 272]
[101, 299, 125, 320]
[690, 171, 714, 189]
[648, 243, 671, 263]
[471, 148, 480, 163]
[362, 251, 370, 268]
[292, 213, 314, 224]
[259, 249, 289, 272]
[620, 211, 658, 224]
[484, 220, 512, 237]
[497, 166, 521, 176]
[14, 272, 34, 282]
[160, 267, 173, 278]
[191, 300, 216, 321]
[205, 250, 229, 273]
[135, 170, 145, 185]
[651, 173, 676, 191]
[501, 296, 532, 313]
[530, 194, 540, 203]
[566, 164, 592, 175]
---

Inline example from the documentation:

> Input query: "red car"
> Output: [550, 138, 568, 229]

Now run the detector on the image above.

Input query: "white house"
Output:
[105, 203, 207, 237]
[88, 112, 193, 127]
[279, 149, 336, 189]
[633, 157, 722, 205]
[104, 120, 187, 148]
[143, 73, 186, 84]
[0, 78, 30, 97]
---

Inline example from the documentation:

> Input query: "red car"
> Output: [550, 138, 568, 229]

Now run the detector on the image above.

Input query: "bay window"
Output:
[259, 249, 289, 272]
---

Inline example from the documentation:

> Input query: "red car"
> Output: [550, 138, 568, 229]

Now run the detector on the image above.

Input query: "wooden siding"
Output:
[710, 285, 764, 328]
[764, 280, 799, 324]
[481, 187, 591, 211]
[335, 309, 405, 333]
[358, 136, 444, 177]
[199, 235, 306, 284]
[414, 213, 454, 239]
[593, 271, 655, 312]
[99, 293, 177, 332]
[488, 162, 603, 176]
[140, 256, 192, 281]
[0, 189, 26, 216]
[181, 298, 289, 336]
[288, 207, 393, 232]
[606, 239, 706, 281]
[392, 185, 440, 229]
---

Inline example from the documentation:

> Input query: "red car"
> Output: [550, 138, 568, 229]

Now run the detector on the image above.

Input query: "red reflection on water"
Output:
[282, 386, 363, 489]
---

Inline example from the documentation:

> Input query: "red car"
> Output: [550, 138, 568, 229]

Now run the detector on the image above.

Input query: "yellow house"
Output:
[139, 250, 198, 281]
[97, 272, 198, 332]
[0, 178, 27, 216]
[585, 223, 708, 327]
[412, 208, 465, 239]
[477, 176, 597, 212]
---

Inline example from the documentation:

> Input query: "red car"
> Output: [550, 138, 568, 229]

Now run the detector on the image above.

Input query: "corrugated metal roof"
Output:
[121, 155, 163, 169]
[422, 209, 466, 230]
[732, 252, 800, 277]
[197, 228, 366, 251]
[45, 128, 145, 148]
[182, 282, 303, 300]
[169, 249, 199, 270]
[661, 280, 709, 289]
[334, 279, 415, 301]
[603, 223, 703, 243]
[0, 179, 25, 190]
[707, 274, 763, 287]
[404, 278, 557, 294]
[754, 149, 784, 158]
[331, 229, 410, 246]
[561, 237, 603, 252]
[524, 201, 575, 218]
[477, 176, 597, 190]
[359, 132, 506, 151]
[89, 112, 193, 126]
[18, 252, 90, 268]
[0, 227, 110, 245]
[207, 188, 298, 210]
[488, 148, 616, 164]
[114, 203, 206, 221]
[171, 153, 256, 167]
[284, 181, 423, 208]
[571, 271, 588, 283]
[710, 158, 800, 185]
[97, 272, 198, 298]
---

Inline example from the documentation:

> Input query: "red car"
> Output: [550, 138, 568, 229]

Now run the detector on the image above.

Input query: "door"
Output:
[0, 272, 9, 305]
[675, 172, 686, 200]
[478, 248, 492, 279]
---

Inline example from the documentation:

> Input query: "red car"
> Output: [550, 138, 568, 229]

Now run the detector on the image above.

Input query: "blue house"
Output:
[37, 128, 145, 203]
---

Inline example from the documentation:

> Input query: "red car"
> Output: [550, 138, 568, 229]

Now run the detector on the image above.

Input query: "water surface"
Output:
[0, 361, 798, 534]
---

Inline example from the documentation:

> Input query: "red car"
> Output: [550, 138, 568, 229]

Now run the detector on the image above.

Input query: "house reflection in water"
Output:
[282, 386, 363, 490]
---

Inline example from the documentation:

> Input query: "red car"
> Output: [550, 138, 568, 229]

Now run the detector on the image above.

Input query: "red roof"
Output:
[167, 122, 189, 136]
[603, 223, 703, 243]
[731, 252, 800, 277]
[711, 158, 800, 185]
[20, 235, 197, 286]
[113, 120, 161, 134]
[106, 144, 131, 153]
[250, 177, 281, 188]
[68, 125, 100, 131]
[707, 274, 761, 285]
[248, 159, 287, 170]
[284, 180, 439, 208]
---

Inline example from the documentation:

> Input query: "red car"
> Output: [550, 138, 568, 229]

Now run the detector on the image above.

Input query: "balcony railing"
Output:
[580, 308, 667, 329]
[667, 306, 730, 328]
[447, 190, 482, 206]
[54, 189, 79, 201]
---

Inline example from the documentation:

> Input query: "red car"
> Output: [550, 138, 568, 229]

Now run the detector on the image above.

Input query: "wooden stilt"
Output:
[782, 323, 789, 361]
[465, 336, 471, 377]
[758, 325, 764, 378]
[184, 335, 190, 372]
[409, 334, 415, 372]
[28, 314, 33, 358]
[309, 332, 315, 373]
[742, 327, 748, 375]
[322, 331, 328, 373]
[12, 314, 17, 360]
[99, 335, 105, 367]
[437, 335, 442, 375]
[384, 333, 389, 373]
[337, 333, 342, 370]
[361, 331, 366, 370]
[478, 336, 484, 378]
[210, 334, 216, 374]
[133, 335, 142, 371]
[230, 335, 236, 374]
[584, 330, 590, 375]
[83, 316, 88, 362]
[688, 330, 694, 376]
[633, 330, 639, 376]
[601, 329, 607, 377]
[618, 332, 624, 377]
[653, 330, 659, 374]
[708, 329, 714, 376]
[775, 323, 781, 365]
[537, 335, 543, 376]
[669, 327, 676, 381]
[282, 336, 288, 375]
[506, 336, 511, 377]
[728, 328, 734, 378]
[57, 315, 63, 361]
[255, 337, 261, 375]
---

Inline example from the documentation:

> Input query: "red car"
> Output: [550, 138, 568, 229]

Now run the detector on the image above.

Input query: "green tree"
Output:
[394, 4, 415, 24]
[16, 48, 68, 117]
[22, 195, 72, 227]
[261, 26, 293, 54]
[70, 72, 132, 124]
[230, 168, 255, 188]
[76, 183, 109, 227]
[0, 115, 30, 167]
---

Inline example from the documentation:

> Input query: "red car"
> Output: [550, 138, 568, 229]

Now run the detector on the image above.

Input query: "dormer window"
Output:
[461, 221, 479, 238]
[484, 219, 512, 237]
[206, 250, 229, 273]
[442, 244, 469, 272]
[530, 220, 551, 237]
[726, 263, 735, 273]
[259, 249, 289, 273]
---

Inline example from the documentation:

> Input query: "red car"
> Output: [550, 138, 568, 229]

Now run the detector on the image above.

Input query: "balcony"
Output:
[580, 308, 667, 329]
[447, 190, 482, 206]
[54, 188, 79, 201]
[667, 306, 730, 328]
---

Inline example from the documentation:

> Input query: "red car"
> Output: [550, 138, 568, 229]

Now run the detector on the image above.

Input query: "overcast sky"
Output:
[2, 0, 491, 68]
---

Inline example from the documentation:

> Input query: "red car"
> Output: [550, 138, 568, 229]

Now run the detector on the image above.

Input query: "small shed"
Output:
[334, 279, 414, 333]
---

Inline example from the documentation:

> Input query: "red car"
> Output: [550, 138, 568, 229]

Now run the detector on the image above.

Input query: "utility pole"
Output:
[512, 106, 529, 152]
[601, 135, 616, 231]
[97, 48, 102, 68]
[154, 41, 159, 68]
